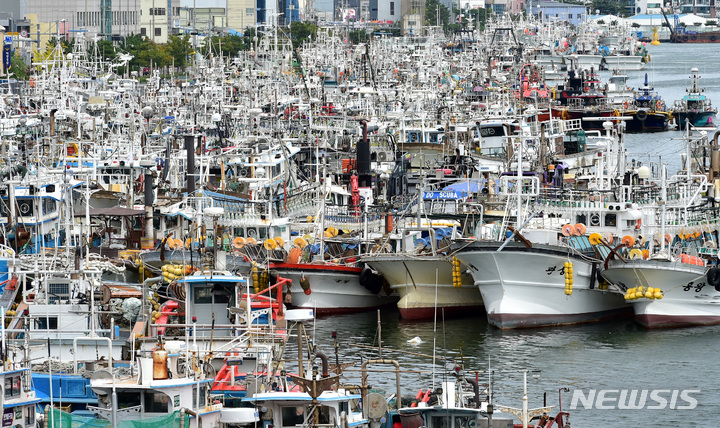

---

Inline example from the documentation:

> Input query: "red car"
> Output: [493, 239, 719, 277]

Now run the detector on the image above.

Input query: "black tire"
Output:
[691, 35, 697, 41]
[637, 110, 648, 121]
[707, 267, 720, 291]
[683, 35, 689, 42]
[359, 266, 372, 287]
[711, 36, 717, 42]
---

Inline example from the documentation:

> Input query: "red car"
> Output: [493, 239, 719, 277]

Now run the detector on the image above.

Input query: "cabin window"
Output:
[317, 406, 332, 425]
[117, 391, 142, 409]
[26, 406, 35, 424]
[43, 198, 57, 215]
[36, 317, 58, 330]
[605, 213, 617, 227]
[576, 214, 587, 225]
[281, 406, 305, 426]
[431, 415, 450, 428]
[17, 199, 33, 216]
[479, 126, 504, 137]
[4, 375, 21, 398]
[144, 390, 170, 413]
[194, 287, 213, 304]
[455, 415, 476, 428]
[192, 384, 208, 408]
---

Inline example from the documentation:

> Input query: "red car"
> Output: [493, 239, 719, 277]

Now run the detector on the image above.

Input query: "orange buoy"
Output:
[287, 247, 302, 264]
[622, 235, 636, 247]
[574, 223, 587, 236]
[561, 224, 576, 237]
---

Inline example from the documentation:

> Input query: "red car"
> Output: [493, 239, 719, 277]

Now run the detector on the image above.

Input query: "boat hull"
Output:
[455, 242, 630, 329]
[624, 110, 672, 132]
[601, 259, 719, 328]
[673, 111, 716, 128]
[269, 263, 398, 315]
[363, 257, 484, 320]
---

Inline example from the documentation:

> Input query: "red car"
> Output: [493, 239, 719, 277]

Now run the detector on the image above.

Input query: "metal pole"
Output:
[523, 371, 528, 428]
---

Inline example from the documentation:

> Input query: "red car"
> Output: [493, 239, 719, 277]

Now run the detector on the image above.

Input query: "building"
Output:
[369, 0, 400, 21]
[139, 0, 181, 43]
[228, 0, 256, 30]
[333, 0, 361, 20]
[528, 1, 587, 26]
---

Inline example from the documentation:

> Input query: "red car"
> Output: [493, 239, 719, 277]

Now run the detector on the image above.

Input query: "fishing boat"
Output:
[600, 132, 720, 328]
[453, 123, 634, 328]
[671, 68, 717, 129]
[88, 339, 222, 426]
[362, 225, 483, 321]
[622, 73, 672, 133]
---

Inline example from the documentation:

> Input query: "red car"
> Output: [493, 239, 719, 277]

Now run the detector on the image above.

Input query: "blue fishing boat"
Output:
[623, 73, 672, 133]
[671, 67, 717, 129]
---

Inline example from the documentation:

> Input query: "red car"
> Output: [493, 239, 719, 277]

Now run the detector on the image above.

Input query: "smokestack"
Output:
[50, 109, 57, 136]
[184, 135, 196, 195]
[357, 121, 371, 187]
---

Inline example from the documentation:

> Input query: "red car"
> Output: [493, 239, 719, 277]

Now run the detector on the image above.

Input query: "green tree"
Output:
[164, 34, 191, 69]
[137, 42, 172, 68]
[425, 0, 450, 27]
[243, 28, 259, 50]
[348, 29, 368, 44]
[9, 52, 30, 80]
[200, 35, 246, 58]
[94, 40, 117, 62]
[289, 21, 318, 49]
[591, 0, 630, 16]
[45, 37, 75, 55]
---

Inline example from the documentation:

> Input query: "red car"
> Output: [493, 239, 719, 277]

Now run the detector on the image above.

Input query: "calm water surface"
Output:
[303, 43, 718, 427]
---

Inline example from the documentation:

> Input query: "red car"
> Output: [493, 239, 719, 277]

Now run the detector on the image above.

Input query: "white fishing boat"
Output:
[454, 122, 635, 328]
[362, 225, 483, 320]
[89, 340, 222, 427]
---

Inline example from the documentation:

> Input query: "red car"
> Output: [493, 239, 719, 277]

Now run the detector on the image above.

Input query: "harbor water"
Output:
[301, 43, 719, 426]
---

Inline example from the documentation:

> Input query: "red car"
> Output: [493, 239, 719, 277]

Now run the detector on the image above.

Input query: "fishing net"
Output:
[46, 408, 189, 428]
[45, 408, 110, 428]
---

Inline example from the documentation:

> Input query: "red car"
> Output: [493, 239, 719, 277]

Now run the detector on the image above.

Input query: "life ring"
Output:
[636, 110, 648, 121]
[590, 213, 601, 227]
[656, 100, 662, 111]
[635, 219, 642, 230]
[707, 267, 720, 291]
[623, 100, 629, 109]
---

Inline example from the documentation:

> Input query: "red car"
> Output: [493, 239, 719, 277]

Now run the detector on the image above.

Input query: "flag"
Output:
[2, 36, 10, 69]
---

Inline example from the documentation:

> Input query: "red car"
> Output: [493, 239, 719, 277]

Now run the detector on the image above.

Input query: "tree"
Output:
[200, 35, 246, 58]
[9, 52, 29, 80]
[290, 21, 318, 49]
[348, 29, 368, 44]
[94, 40, 116, 62]
[137, 42, 172, 68]
[425, 0, 450, 27]
[164, 34, 191, 69]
